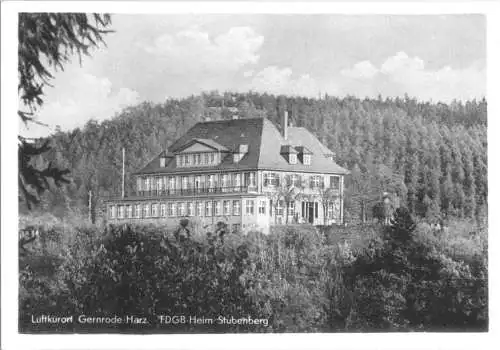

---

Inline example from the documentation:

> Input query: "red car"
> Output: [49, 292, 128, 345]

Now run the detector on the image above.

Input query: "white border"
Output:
[2, 1, 499, 350]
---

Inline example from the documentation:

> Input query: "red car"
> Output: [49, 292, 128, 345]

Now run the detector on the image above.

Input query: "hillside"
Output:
[24, 92, 487, 224]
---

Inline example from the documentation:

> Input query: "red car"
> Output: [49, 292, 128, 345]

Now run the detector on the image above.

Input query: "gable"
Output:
[179, 142, 217, 153]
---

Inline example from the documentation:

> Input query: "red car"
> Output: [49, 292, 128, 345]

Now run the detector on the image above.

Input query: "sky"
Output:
[20, 14, 486, 138]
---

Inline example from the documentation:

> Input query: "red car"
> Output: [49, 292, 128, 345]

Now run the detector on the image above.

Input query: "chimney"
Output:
[281, 110, 288, 140]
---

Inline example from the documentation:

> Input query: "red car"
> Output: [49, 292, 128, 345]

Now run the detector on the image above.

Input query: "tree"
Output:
[268, 178, 305, 224]
[317, 186, 340, 225]
[346, 162, 406, 223]
[18, 13, 112, 209]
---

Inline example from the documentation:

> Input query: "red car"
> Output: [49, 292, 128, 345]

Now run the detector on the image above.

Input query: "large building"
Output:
[105, 113, 349, 234]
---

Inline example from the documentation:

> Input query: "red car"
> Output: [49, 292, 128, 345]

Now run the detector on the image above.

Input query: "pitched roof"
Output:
[135, 117, 349, 175]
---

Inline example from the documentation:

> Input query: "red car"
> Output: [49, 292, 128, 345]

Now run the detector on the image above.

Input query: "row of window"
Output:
[285, 153, 311, 165]
[109, 199, 253, 219]
[137, 172, 257, 192]
[176, 152, 218, 167]
[108, 199, 340, 220]
[263, 173, 340, 189]
[136, 173, 340, 192]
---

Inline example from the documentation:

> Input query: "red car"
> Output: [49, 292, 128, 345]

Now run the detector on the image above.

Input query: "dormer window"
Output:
[294, 146, 312, 165]
[159, 151, 168, 167]
[304, 154, 311, 165]
[233, 144, 249, 164]
[280, 145, 298, 165]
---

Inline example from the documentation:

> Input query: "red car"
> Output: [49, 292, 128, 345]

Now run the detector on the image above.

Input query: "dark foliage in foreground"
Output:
[19, 212, 487, 333]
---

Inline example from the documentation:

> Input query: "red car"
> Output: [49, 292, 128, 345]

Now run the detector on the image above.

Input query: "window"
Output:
[311, 176, 322, 188]
[208, 175, 216, 189]
[233, 200, 241, 215]
[151, 203, 158, 217]
[136, 178, 142, 192]
[157, 178, 163, 191]
[263, 173, 270, 186]
[210, 153, 215, 164]
[110, 205, 116, 219]
[288, 201, 295, 215]
[143, 203, 150, 218]
[145, 177, 151, 191]
[196, 202, 203, 216]
[234, 173, 241, 188]
[188, 202, 194, 216]
[204, 153, 210, 165]
[169, 177, 176, 191]
[258, 200, 266, 214]
[304, 154, 311, 165]
[246, 200, 255, 215]
[291, 174, 301, 187]
[135, 204, 141, 218]
[215, 201, 222, 216]
[232, 224, 241, 234]
[249, 172, 256, 187]
[181, 176, 188, 190]
[223, 200, 231, 216]
[330, 176, 340, 190]
[196, 153, 201, 165]
[184, 154, 190, 166]
[199, 175, 206, 190]
[222, 174, 230, 189]
[118, 205, 124, 218]
[127, 205, 133, 218]
[264, 172, 279, 187]
[179, 202, 186, 216]
[168, 203, 175, 217]
[289, 154, 297, 164]
[276, 200, 284, 216]
[205, 201, 212, 216]
[161, 203, 167, 217]
[327, 202, 335, 219]
[177, 155, 182, 167]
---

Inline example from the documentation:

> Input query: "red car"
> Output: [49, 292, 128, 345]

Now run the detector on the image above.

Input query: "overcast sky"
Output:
[21, 14, 486, 137]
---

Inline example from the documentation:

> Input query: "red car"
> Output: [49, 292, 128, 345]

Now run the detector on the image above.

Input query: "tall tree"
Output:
[18, 13, 112, 209]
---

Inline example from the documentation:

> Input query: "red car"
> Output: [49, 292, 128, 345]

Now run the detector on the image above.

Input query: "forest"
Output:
[19, 92, 488, 333]
[25, 91, 487, 227]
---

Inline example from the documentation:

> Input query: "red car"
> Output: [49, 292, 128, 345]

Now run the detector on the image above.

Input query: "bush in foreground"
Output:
[19, 215, 487, 333]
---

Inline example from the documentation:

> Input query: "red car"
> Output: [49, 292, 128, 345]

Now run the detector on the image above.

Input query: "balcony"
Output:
[135, 185, 258, 198]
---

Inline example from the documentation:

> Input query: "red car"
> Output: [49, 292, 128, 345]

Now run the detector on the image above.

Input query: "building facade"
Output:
[105, 114, 349, 234]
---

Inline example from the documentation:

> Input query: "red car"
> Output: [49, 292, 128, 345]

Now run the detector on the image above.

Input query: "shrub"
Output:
[342, 208, 488, 331]
[19, 217, 487, 333]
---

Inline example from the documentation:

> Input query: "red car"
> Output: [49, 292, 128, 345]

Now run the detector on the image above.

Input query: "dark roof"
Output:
[135, 118, 349, 175]
[280, 145, 298, 154]
[294, 145, 312, 154]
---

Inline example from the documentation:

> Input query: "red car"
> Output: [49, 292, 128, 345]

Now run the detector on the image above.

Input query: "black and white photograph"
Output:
[1, 1, 496, 348]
